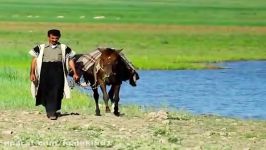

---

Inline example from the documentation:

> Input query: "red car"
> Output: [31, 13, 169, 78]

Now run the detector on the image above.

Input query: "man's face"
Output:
[48, 34, 60, 45]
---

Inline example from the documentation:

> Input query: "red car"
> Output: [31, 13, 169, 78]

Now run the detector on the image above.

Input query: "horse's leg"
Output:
[113, 84, 121, 116]
[93, 88, 101, 116]
[100, 83, 110, 113]
[108, 85, 115, 113]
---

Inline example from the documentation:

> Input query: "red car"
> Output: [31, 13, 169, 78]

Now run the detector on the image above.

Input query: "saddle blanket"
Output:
[76, 50, 102, 71]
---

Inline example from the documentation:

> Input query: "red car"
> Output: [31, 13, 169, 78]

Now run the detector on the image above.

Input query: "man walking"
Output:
[29, 29, 78, 120]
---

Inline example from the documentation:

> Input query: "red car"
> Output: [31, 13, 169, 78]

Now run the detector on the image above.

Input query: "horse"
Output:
[71, 48, 137, 116]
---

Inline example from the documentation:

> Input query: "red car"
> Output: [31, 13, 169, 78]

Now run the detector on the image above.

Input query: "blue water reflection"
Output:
[118, 61, 266, 119]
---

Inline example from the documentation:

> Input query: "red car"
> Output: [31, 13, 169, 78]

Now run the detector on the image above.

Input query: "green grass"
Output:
[0, 23, 266, 70]
[0, 0, 266, 26]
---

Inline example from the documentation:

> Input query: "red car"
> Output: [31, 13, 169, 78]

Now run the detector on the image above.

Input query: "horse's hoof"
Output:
[106, 107, 111, 113]
[114, 111, 120, 116]
[111, 103, 115, 113]
[95, 110, 101, 116]
[95, 113, 101, 116]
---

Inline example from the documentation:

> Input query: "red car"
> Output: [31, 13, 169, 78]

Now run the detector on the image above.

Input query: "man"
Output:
[29, 29, 79, 120]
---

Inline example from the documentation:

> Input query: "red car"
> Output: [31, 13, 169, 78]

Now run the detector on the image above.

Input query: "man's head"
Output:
[47, 29, 61, 45]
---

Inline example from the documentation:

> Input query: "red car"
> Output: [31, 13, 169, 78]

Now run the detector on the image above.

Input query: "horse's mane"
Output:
[101, 48, 118, 55]
[117, 61, 130, 81]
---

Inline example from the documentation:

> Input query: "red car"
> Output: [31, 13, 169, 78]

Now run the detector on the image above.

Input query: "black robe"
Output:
[36, 62, 64, 113]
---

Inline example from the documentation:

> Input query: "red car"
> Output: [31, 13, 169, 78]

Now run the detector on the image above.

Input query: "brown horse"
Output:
[71, 48, 137, 116]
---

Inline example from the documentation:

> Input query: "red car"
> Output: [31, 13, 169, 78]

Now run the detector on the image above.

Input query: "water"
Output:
[117, 61, 266, 119]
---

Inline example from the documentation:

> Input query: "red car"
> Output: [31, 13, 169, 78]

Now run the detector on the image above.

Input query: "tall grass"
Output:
[0, 65, 94, 111]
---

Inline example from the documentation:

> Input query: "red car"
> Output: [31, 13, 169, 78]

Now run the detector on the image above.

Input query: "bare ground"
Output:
[1, 109, 266, 149]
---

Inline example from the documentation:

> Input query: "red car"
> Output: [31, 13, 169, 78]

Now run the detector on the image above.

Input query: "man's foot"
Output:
[47, 112, 58, 120]
[49, 115, 58, 120]
[55, 111, 62, 117]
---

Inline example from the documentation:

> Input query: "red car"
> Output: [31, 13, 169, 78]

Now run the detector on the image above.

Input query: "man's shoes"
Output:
[47, 112, 58, 120]
[55, 111, 62, 117]
[49, 115, 57, 120]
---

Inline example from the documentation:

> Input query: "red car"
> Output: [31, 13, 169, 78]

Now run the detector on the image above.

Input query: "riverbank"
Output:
[1, 108, 266, 149]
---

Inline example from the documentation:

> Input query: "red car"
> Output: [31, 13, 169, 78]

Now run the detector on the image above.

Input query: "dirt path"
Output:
[1, 110, 266, 149]
[0, 109, 158, 149]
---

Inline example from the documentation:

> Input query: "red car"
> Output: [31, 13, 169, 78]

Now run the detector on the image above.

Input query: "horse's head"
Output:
[97, 48, 122, 84]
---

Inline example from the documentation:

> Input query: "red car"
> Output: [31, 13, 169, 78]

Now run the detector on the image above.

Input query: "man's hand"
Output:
[69, 59, 79, 81]
[30, 57, 37, 82]
[30, 73, 36, 82]
[73, 73, 79, 81]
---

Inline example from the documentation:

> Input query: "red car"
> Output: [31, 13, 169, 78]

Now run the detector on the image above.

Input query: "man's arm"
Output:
[66, 46, 79, 81]
[29, 45, 40, 82]
[69, 59, 79, 81]
[30, 57, 37, 82]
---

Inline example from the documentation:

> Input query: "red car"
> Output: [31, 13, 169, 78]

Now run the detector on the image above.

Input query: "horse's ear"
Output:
[117, 48, 123, 53]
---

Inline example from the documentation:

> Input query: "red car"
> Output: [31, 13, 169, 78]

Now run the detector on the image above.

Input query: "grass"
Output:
[0, 0, 266, 26]
[0, 0, 266, 70]
[0, 22, 266, 70]
[0, 0, 266, 149]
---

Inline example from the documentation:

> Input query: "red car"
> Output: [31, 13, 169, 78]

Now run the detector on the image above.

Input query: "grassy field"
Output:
[1, 0, 266, 26]
[1, 0, 266, 149]
[1, 22, 266, 70]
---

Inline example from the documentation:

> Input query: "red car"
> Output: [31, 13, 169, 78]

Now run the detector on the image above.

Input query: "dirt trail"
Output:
[0, 110, 162, 149]
[1, 110, 266, 149]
